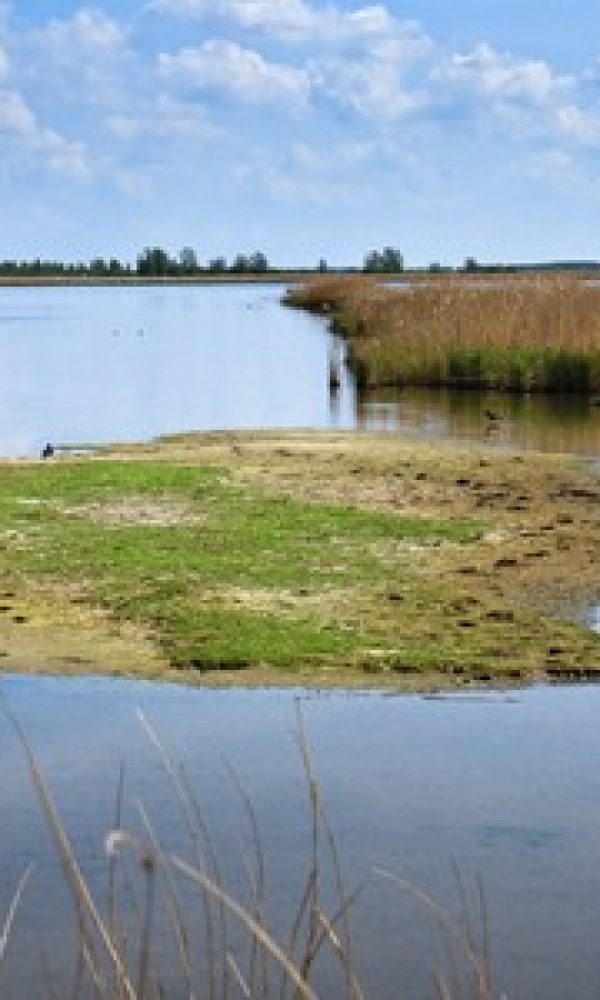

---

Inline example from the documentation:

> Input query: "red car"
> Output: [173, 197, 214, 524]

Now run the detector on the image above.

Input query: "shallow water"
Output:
[1, 283, 599, 458]
[3, 677, 600, 998]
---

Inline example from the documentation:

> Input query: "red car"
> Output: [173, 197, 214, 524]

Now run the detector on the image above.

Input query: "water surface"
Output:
[1, 283, 599, 458]
[2, 677, 600, 999]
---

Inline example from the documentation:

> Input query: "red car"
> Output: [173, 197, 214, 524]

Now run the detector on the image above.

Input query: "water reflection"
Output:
[354, 386, 600, 455]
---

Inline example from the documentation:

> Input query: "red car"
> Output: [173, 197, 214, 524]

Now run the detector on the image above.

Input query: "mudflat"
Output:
[0, 429, 598, 688]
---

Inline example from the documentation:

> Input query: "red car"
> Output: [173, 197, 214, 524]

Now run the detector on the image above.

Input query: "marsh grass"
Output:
[0, 704, 498, 1000]
[285, 275, 600, 392]
[0, 459, 480, 675]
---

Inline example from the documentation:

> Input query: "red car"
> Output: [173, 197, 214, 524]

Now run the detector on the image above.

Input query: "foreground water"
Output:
[1, 282, 599, 458]
[2, 676, 600, 998]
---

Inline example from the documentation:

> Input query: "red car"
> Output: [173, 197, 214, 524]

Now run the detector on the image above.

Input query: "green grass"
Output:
[0, 460, 481, 673]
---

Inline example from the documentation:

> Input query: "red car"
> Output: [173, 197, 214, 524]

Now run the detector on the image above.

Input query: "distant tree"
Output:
[90, 257, 108, 276]
[180, 246, 198, 274]
[230, 253, 250, 273]
[363, 246, 404, 273]
[248, 251, 269, 273]
[137, 246, 173, 276]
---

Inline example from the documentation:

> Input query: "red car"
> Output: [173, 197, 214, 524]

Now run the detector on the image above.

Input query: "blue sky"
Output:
[1, 1, 599, 267]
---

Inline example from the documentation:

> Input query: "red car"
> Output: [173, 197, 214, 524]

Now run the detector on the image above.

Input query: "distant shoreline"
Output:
[0, 267, 597, 289]
[0, 272, 309, 288]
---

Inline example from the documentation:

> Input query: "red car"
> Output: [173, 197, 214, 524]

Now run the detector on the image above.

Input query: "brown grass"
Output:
[285, 275, 600, 392]
[2, 704, 496, 1000]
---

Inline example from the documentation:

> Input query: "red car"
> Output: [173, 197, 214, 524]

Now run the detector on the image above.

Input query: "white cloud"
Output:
[0, 46, 8, 78]
[32, 8, 127, 54]
[312, 55, 426, 119]
[29, 8, 130, 107]
[0, 89, 35, 132]
[437, 43, 572, 105]
[555, 104, 600, 144]
[158, 41, 310, 107]
[0, 88, 89, 177]
[308, 20, 432, 120]
[152, 0, 401, 44]
[429, 42, 600, 149]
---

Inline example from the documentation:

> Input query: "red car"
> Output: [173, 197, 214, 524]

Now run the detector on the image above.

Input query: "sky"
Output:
[1, 1, 600, 267]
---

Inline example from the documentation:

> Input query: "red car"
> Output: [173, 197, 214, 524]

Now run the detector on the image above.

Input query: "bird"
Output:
[484, 408, 501, 422]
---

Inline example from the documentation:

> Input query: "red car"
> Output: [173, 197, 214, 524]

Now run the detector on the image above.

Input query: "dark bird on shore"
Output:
[41, 442, 54, 459]
[484, 409, 501, 422]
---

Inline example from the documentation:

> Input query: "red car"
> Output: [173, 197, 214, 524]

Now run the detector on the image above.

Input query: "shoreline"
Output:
[0, 428, 598, 690]
[0, 273, 307, 288]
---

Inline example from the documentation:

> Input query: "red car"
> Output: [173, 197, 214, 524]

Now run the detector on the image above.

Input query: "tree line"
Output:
[0, 246, 275, 278]
[3, 246, 584, 278]
[0, 245, 409, 277]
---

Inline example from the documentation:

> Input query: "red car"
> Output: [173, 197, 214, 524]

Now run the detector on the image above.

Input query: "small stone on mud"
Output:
[486, 609, 515, 622]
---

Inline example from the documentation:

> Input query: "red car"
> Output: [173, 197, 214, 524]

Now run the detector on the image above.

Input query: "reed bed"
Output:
[285, 275, 600, 392]
[0, 705, 497, 1000]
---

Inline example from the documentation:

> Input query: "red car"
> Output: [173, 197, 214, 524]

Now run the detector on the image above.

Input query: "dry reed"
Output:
[1, 703, 499, 1000]
[285, 275, 600, 392]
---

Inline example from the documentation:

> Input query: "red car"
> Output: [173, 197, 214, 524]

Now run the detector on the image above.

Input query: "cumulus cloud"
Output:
[308, 21, 431, 120]
[429, 42, 600, 149]
[312, 55, 426, 119]
[555, 104, 600, 144]
[158, 40, 310, 107]
[0, 88, 89, 176]
[32, 8, 127, 53]
[151, 0, 401, 44]
[437, 43, 573, 104]
[28, 8, 130, 107]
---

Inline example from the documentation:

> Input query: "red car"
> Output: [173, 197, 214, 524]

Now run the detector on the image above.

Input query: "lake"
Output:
[1, 283, 599, 997]
[2, 677, 600, 998]
[0, 281, 599, 458]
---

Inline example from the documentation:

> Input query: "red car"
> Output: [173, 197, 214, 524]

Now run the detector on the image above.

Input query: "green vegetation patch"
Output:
[0, 459, 481, 675]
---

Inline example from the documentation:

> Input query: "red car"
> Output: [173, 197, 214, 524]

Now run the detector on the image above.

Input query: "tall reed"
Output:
[0, 704, 498, 1000]
[285, 275, 600, 392]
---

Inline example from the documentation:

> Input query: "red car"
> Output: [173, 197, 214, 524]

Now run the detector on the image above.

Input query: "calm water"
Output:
[2, 677, 600, 998]
[0, 282, 599, 458]
[2, 285, 600, 997]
